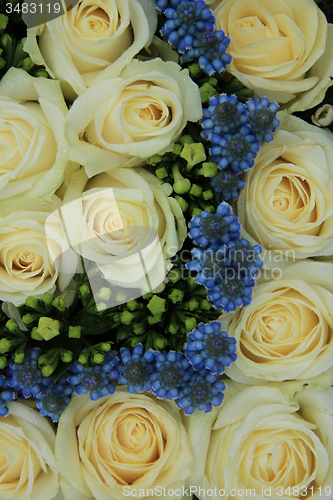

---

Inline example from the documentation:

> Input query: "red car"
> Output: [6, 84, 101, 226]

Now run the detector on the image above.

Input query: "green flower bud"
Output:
[203, 189, 214, 200]
[174, 195, 188, 212]
[142, 293, 153, 300]
[31, 327, 43, 341]
[153, 335, 168, 350]
[41, 365, 54, 377]
[185, 317, 197, 331]
[68, 325, 81, 338]
[179, 135, 194, 146]
[31, 68, 48, 78]
[79, 285, 91, 298]
[121, 311, 134, 325]
[133, 319, 146, 335]
[186, 299, 200, 311]
[52, 296, 67, 313]
[126, 300, 141, 312]
[13, 351, 25, 364]
[25, 296, 40, 310]
[167, 267, 182, 284]
[22, 313, 39, 325]
[208, 77, 218, 87]
[0, 57, 5, 70]
[168, 289, 185, 304]
[147, 154, 162, 165]
[202, 162, 218, 177]
[98, 342, 112, 352]
[172, 164, 191, 194]
[190, 184, 203, 196]
[36, 317, 60, 341]
[19, 57, 34, 71]
[167, 317, 179, 334]
[0, 338, 12, 353]
[188, 62, 201, 78]
[181, 143, 206, 169]
[0, 14, 8, 31]
[60, 350, 73, 363]
[78, 351, 89, 365]
[192, 207, 202, 216]
[155, 167, 168, 179]
[172, 143, 183, 155]
[1, 33, 12, 50]
[147, 295, 166, 315]
[148, 313, 163, 325]
[92, 352, 104, 364]
[200, 299, 212, 310]
[42, 293, 54, 306]
[0, 356, 7, 369]
[200, 83, 218, 103]
[5, 319, 21, 335]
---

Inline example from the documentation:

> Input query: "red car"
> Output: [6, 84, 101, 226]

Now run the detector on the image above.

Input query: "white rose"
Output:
[55, 389, 192, 500]
[0, 400, 59, 500]
[237, 114, 333, 263]
[65, 58, 202, 178]
[0, 68, 71, 201]
[0, 196, 77, 306]
[57, 166, 186, 293]
[186, 382, 333, 500]
[24, 0, 157, 100]
[218, 261, 333, 384]
[213, 0, 333, 112]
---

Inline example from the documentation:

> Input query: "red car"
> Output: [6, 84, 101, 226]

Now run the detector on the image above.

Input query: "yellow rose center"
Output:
[240, 288, 328, 362]
[72, 1, 118, 41]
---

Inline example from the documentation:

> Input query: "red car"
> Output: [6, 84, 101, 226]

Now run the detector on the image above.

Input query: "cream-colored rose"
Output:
[237, 114, 333, 262]
[55, 389, 192, 500]
[218, 261, 333, 384]
[0, 196, 77, 306]
[0, 68, 71, 201]
[65, 58, 202, 177]
[57, 166, 186, 292]
[23, 0, 157, 101]
[214, 0, 333, 112]
[0, 400, 59, 500]
[186, 382, 333, 500]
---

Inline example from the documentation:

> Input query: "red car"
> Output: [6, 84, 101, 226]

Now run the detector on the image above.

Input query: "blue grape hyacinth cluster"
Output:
[157, 0, 232, 75]
[187, 202, 263, 312]
[202, 94, 279, 200]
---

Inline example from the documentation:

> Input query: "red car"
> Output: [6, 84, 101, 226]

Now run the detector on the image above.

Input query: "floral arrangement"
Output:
[0, 0, 332, 499]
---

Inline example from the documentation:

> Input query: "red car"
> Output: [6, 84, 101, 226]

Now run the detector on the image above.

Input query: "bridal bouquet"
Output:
[0, 0, 332, 499]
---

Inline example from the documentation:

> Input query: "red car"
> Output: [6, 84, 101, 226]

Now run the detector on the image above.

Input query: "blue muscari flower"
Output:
[207, 270, 255, 312]
[181, 29, 232, 75]
[188, 202, 241, 247]
[210, 125, 261, 173]
[185, 321, 236, 374]
[150, 351, 191, 400]
[118, 344, 155, 393]
[187, 244, 230, 288]
[68, 354, 119, 401]
[159, 1, 215, 50]
[210, 169, 246, 200]
[7, 348, 51, 399]
[246, 97, 280, 143]
[228, 239, 263, 278]
[0, 373, 16, 417]
[202, 94, 248, 138]
[35, 375, 74, 422]
[177, 370, 225, 415]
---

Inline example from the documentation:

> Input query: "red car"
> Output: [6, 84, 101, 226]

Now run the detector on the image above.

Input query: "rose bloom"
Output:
[58, 166, 186, 292]
[0, 400, 59, 500]
[213, 0, 333, 112]
[237, 114, 333, 262]
[65, 58, 202, 177]
[0, 67, 70, 201]
[0, 197, 77, 306]
[186, 382, 333, 500]
[24, 0, 157, 100]
[55, 389, 192, 500]
[218, 261, 333, 384]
